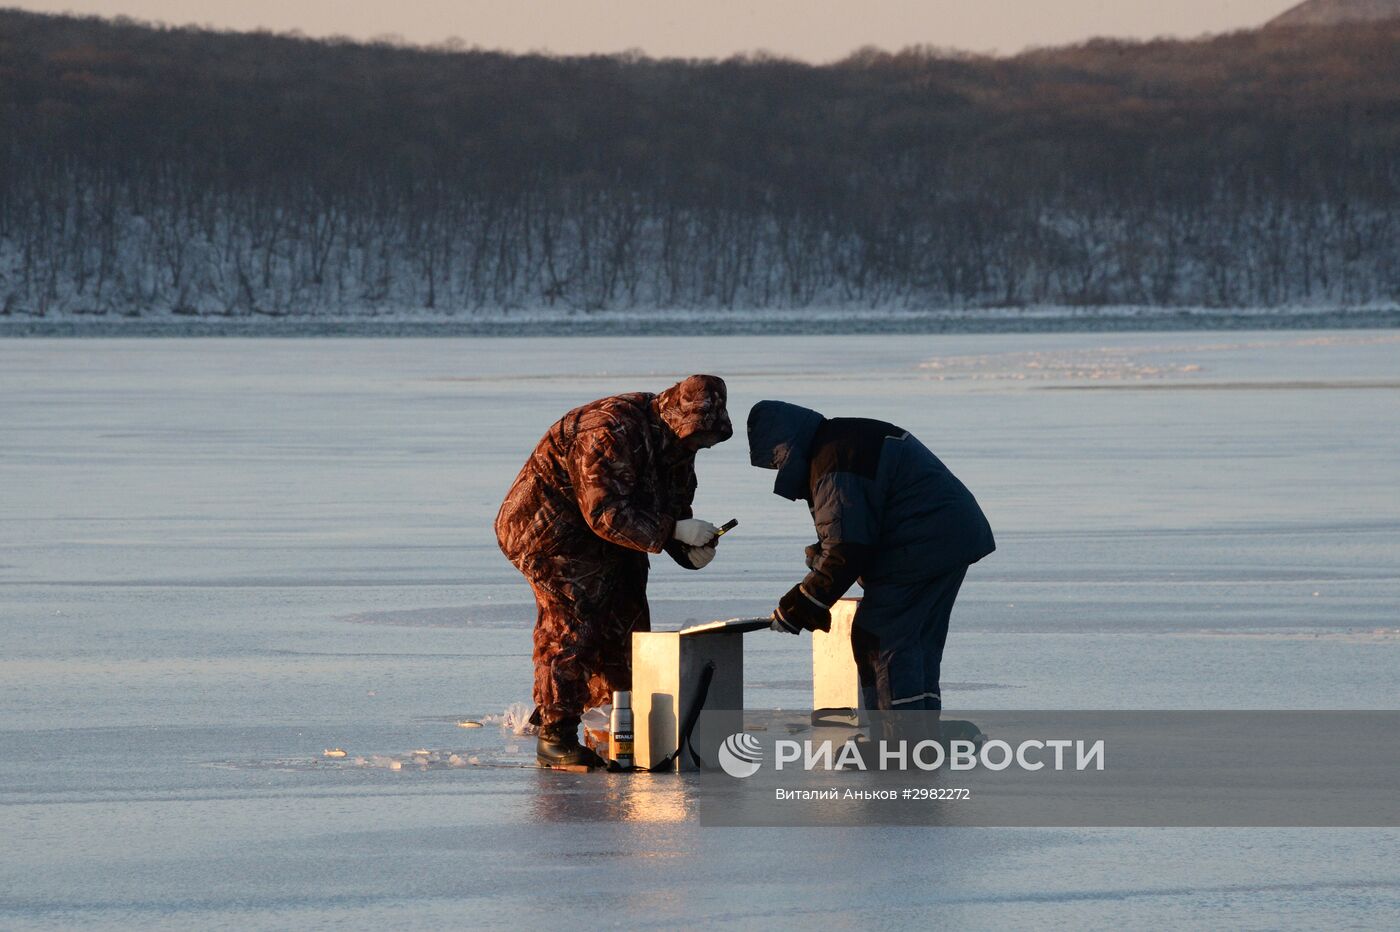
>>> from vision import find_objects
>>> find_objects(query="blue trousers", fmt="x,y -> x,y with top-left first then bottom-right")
851,566 -> 968,712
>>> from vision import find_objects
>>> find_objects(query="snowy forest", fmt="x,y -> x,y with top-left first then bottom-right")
3,8 -> 1400,319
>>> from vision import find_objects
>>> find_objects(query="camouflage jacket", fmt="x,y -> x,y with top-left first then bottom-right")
495,375 -> 731,586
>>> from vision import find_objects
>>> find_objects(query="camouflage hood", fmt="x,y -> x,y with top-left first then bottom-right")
653,375 -> 733,446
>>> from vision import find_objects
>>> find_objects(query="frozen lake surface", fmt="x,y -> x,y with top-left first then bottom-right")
2,331 -> 1399,928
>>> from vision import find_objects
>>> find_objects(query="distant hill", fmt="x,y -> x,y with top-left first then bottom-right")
4,8 -> 1400,322
1268,0 -> 1400,26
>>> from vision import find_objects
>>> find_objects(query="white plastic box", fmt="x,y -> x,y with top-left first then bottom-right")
631,621 -> 759,771
811,597 -> 862,714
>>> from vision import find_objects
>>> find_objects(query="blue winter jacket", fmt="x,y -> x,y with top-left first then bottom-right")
748,401 -> 995,606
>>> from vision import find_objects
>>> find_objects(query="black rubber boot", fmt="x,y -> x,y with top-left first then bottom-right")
536,718 -> 605,769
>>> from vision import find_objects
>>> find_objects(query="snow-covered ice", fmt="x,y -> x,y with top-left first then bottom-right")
1,331 -> 1398,928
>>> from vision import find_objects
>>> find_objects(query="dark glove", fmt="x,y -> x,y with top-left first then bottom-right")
804,541 -> 822,570
770,612 -> 801,635
773,583 -> 832,634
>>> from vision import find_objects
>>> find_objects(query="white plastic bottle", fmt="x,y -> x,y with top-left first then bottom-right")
610,690 -> 634,770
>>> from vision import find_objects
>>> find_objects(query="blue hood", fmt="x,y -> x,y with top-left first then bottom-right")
747,400 -> 824,501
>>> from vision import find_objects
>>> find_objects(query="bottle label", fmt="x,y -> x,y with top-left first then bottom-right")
611,731 -> 633,761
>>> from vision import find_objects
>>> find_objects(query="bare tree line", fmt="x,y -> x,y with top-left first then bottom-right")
2,10 -> 1399,317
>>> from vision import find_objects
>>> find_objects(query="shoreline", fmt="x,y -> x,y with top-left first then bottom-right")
3,307 -> 1399,337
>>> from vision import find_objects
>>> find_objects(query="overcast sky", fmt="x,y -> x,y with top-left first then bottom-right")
14,1 -> 1301,60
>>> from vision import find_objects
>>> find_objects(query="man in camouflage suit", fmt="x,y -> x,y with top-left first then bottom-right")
496,375 -> 732,767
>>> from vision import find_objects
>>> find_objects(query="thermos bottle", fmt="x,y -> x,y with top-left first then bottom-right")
610,690 -> 634,769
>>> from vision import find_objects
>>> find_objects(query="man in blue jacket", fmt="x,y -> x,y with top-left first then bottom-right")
748,400 -> 995,715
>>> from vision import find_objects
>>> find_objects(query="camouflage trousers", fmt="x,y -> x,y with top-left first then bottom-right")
528,557 -> 651,728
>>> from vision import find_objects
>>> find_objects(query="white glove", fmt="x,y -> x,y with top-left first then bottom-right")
685,544 -> 716,569
673,518 -> 719,547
